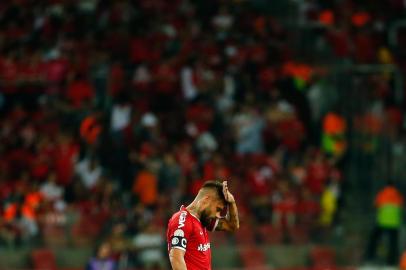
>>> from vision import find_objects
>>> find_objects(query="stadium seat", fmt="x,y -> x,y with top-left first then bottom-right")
257,224 -> 284,244
234,224 -> 256,245
287,225 -> 309,244
310,246 -> 336,268
210,231 -> 230,246
313,266 -> 338,270
250,153 -> 268,166
71,215 -> 102,246
238,246 -> 271,270
31,249 -> 57,270
277,267 -> 312,270
42,224 -> 68,247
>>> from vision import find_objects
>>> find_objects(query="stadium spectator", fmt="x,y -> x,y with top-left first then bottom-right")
86,242 -> 118,270
272,179 -> 297,228
74,156 -> 103,191
296,187 -> 320,228
39,172 -> 64,208
132,223 -> 165,269
132,161 -> 159,208
232,104 -> 266,154
318,176 -> 341,239
105,222 -> 131,265
158,152 -> 184,211
366,181 -> 404,265
401,250 -> 406,270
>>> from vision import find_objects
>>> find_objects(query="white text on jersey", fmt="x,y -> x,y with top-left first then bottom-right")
178,211 -> 187,228
197,243 -> 210,252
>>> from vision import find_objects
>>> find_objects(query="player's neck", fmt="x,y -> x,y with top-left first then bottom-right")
186,204 -> 201,220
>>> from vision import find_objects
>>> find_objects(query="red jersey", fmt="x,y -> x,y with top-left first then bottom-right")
167,206 -> 213,270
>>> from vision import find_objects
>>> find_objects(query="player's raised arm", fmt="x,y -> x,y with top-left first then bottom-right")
215,181 -> 240,232
169,248 -> 187,270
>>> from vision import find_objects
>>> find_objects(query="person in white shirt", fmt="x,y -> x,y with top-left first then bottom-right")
74,157 -> 102,190
133,223 -> 165,269
40,172 -> 64,202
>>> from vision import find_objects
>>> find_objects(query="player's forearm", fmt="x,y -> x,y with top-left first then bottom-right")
169,254 -> 187,270
227,201 -> 239,231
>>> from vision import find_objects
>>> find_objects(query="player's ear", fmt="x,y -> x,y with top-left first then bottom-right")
196,195 -> 207,207
200,195 -> 210,206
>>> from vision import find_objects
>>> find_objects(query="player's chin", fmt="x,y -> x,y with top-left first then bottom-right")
203,218 -> 217,231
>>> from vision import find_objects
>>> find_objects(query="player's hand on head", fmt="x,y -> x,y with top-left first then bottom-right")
222,181 -> 235,204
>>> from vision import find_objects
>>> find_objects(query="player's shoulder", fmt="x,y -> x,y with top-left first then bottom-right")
168,207 -> 194,229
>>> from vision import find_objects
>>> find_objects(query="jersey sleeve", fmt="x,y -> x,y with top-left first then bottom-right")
168,211 -> 193,251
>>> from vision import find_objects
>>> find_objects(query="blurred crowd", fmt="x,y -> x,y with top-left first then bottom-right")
0,0 -> 405,269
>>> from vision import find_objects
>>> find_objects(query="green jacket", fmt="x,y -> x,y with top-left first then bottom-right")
377,204 -> 402,228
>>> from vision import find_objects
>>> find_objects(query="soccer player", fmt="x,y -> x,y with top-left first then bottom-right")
167,180 -> 239,270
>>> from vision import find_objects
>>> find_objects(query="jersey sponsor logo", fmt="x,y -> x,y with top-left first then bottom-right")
197,243 -> 210,252
174,229 -> 184,237
178,211 -> 187,228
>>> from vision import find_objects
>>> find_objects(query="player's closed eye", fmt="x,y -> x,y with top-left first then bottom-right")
219,206 -> 228,218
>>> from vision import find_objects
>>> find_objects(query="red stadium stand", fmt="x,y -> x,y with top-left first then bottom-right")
257,224 -> 284,244
287,225 -> 309,244
210,231 -> 230,247
310,246 -> 336,269
31,249 -> 57,270
42,223 -> 68,247
234,224 -> 256,245
277,267 -> 311,270
70,215 -> 102,246
238,246 -> 271,270
313,266 -> 338,270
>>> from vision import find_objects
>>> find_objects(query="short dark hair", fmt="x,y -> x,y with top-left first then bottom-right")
201,180 -> 226,203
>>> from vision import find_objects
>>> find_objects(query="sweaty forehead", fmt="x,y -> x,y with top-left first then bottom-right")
214,199 -> 226,209
203,187 -> 220,197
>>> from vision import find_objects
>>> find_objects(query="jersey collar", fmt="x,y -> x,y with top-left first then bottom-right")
181,205 -> 201,222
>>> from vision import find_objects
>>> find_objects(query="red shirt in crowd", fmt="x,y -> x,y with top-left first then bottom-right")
306,158 -> 330,194
54,140 -> 79,186
202,160 -> 230,181
247,167 -> 272,197
153,62 -> 178,94
0,57 -> 19,93
186,103 -> 214,134
66,79 -> 95,108
175,143 -> 196,176
277,117 -> 305,152
45,57 -> 69,84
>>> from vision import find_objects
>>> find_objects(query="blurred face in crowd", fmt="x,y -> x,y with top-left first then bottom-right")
164,153 -> 175,164
112,223 -> 126,236
97,243 -> 111,259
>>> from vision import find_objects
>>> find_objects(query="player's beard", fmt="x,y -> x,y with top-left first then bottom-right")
199,208 -> 212,229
